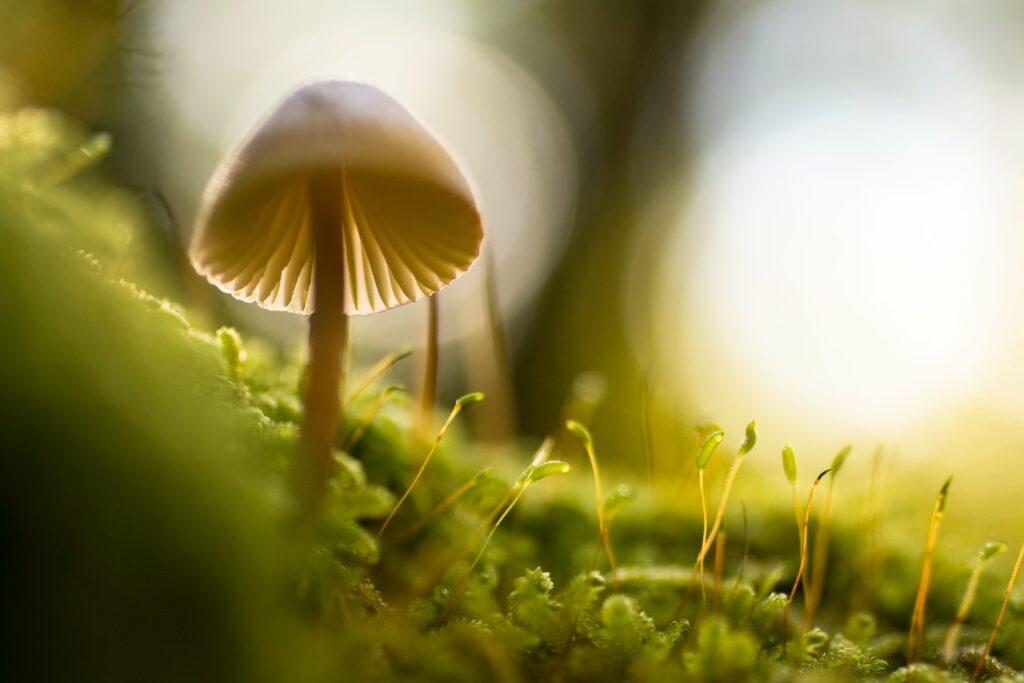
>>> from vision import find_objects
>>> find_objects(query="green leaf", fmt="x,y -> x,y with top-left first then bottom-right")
782,446 -> 797,486
696,430 -> 724,470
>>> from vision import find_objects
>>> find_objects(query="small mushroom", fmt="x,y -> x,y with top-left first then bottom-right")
189,80 -> 483,511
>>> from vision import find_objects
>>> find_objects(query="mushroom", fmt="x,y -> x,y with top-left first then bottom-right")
189,80 -> 483,511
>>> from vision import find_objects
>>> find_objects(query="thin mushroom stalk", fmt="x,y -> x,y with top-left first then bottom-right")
415,295 -> 440,440
300,169 -> 349,506
188,81 -> 483,515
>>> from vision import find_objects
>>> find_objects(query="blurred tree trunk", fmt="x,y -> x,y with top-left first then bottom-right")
510,0 -> 712,458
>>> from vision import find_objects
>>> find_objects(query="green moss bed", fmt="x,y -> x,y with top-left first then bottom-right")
2,107 -> 1024,683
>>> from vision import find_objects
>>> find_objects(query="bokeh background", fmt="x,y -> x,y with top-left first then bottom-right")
6,0 -> 1024,539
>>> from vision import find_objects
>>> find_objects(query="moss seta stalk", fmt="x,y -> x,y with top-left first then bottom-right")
783,469 -> 830,648
972,542 -> 1024,682
378,392 -> 484,538
907,475 -> 953,663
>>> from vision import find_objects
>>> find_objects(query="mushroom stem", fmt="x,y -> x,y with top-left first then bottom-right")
298,170 -> 348,512
415,295 -> 439,439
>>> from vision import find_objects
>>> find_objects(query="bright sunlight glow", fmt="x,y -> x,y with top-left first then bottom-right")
651,0 -> 1020,445
664,102 -> 1012,433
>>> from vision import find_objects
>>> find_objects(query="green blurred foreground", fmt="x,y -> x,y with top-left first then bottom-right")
3,108 -> 1024,683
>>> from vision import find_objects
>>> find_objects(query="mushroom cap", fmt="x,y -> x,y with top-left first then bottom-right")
189,80 -> 483,315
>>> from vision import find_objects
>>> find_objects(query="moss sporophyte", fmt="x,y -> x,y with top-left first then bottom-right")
17,97 -> 1024,682
567,420 -> 620,584
695,429 -> 724,608
908,476 -> 953,663
783,468 -> 830,649
378,392 -> 485,538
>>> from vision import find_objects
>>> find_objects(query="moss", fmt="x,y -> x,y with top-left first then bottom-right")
4,105 -> 1024,682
